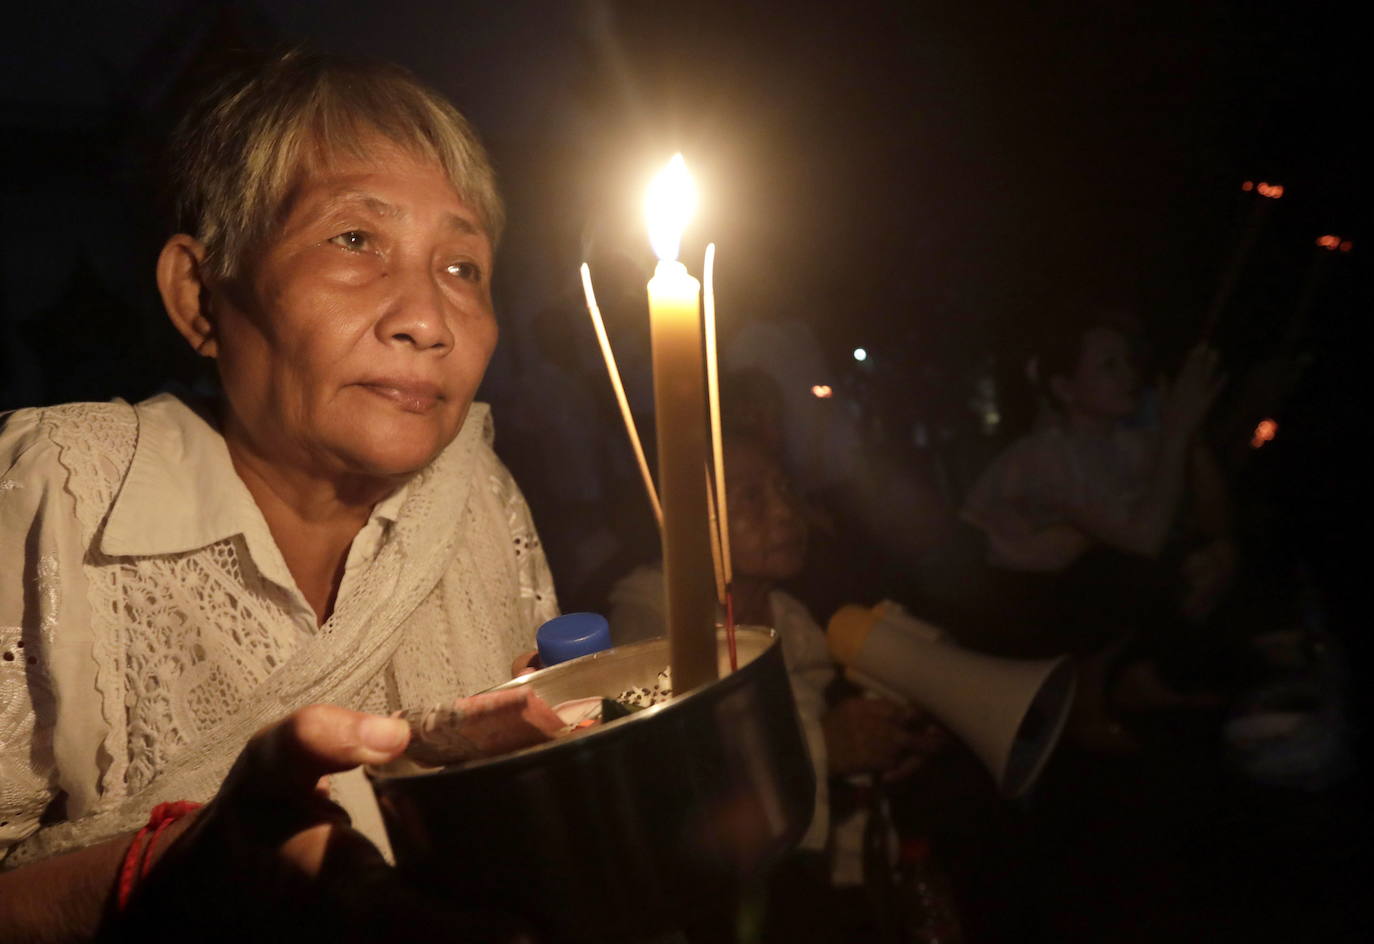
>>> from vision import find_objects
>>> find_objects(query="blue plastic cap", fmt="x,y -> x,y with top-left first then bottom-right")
536,612 -> 612,667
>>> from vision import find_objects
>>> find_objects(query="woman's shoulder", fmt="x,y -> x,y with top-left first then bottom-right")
768,588 -> 821,634
2,401 -> 146,546
608,564 -> 664,608
2,400 -> 139,475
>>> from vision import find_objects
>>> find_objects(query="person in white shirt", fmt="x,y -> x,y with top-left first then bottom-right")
0,51 -> 554,941
962,317 -> 1231,745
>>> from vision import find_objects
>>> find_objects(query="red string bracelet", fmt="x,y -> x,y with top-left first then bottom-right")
116,800 -> 203,911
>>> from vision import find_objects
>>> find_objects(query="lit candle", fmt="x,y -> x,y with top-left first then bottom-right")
645,155 -> 718,692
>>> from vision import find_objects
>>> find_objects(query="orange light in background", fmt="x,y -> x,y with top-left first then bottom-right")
1256,182 -> 1284,199
811,384 -> 833,399
1317,235 -> 1340,249
1340,241 -> 1353,253
1251,418 -> 1278,449
1241,181 -> 1254,191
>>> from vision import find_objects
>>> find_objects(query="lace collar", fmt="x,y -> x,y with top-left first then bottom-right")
100,393 -> 411,561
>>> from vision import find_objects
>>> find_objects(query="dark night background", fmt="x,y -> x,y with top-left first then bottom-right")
2,1 -> 1366,940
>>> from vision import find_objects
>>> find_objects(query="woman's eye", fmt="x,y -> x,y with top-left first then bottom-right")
328,231 -> 370,251
447,261 -> 483,283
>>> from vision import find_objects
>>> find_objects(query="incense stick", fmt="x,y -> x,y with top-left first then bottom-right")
703,243 -> 737,670
580,263 -> 663,529
705,463 -> 727,604
703,243 -> 732,585
704,464 -> 737,670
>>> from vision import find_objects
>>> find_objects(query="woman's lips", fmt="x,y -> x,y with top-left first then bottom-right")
358,380 -> 443,413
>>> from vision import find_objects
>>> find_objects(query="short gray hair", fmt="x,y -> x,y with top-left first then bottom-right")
166,49 -> 503,280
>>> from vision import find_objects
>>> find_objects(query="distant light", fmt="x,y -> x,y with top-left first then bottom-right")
853,347 -> 868,362
1257,182 -> 1284,199
1317,235 -> 1340,250
1340,240 -> 1353,253
1251,418 -> 1278,449
1241,181 -> 1254,191
811,384 -> 833,399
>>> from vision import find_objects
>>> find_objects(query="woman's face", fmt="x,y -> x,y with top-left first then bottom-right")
1059,326 -> 1139,420
211,139 -> 496,483
726,440 -> 808,582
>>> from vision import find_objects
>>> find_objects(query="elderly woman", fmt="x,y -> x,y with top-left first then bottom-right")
0,52 -> 554,940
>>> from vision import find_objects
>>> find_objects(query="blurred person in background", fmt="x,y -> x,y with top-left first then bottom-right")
962,311 -> 1234,744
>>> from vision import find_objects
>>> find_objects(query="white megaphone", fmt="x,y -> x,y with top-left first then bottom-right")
828,602 -> 1076,798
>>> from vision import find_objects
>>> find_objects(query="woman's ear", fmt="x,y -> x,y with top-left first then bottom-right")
157,234 -> 217,357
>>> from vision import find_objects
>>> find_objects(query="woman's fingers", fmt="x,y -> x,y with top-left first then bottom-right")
511,649 -> 539,677
244,705 -> 411,798
193,706 -> 408,880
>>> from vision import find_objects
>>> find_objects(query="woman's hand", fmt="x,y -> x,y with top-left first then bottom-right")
117,705 -> 530,943
822,696 -> 947,782
184,704 -> 409,877
1159,345 -> 1225,446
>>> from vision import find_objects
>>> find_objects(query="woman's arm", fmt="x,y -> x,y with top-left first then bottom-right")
1189,443 -> 1232,540
0,829 -> 138,943
1180,444 -> 1237,621
986,522 -> 1094,572
2,410 -> 94,875
1059,432 -> 1192,558
0,707 -> 434,944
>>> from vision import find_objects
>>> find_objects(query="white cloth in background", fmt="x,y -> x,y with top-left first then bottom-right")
0,393 -> 557,867
962,419 -> 1155,571
607,565 -> 835,852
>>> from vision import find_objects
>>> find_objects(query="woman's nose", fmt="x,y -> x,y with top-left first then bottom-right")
375,265 -> 455,352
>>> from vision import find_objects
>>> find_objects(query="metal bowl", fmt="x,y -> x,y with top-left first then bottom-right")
369,628 -> 814,942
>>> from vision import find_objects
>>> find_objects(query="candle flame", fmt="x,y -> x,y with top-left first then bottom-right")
645,154 -> 697,262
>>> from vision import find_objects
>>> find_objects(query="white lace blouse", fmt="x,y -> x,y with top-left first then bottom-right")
0,393 -> 557,867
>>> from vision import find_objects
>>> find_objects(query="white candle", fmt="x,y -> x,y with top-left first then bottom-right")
645,155 -> 718,692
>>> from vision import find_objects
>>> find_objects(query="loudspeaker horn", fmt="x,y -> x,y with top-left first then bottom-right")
829,602 -> 1076,798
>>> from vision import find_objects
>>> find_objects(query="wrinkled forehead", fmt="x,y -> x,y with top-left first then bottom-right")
283,130 -> 452,206
277,115 -> 486,217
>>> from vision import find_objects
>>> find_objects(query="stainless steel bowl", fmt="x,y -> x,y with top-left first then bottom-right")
369,628 -> 814,942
